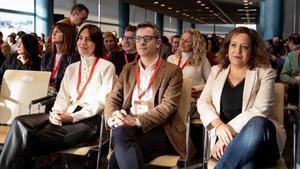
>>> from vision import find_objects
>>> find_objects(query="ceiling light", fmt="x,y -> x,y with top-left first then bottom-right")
196,0 -> 202,3
186,14 -> 190,17
244,3 -> 248,6
244,6 -> 248,8
160,4 -> 165,7
176,10 -> 180,13
201,3 -> 205,6
191,16 -> 194,19
153,1 -> 159,4
249,2 -> 253,5
243,0 -> 248,2
168,7 -> 172,9
205,6 -> 210,9
182,13 -> 186,15
245,13 -> 250,16
209,10 -> 213,12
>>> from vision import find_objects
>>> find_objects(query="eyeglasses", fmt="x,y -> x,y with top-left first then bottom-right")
122,36 -> 134,41
135,36 -> 158,43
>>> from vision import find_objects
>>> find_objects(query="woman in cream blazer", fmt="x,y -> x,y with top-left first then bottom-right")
197,27 -> 286,169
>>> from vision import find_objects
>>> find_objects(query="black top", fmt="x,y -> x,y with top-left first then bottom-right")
0,53 -> 41,83
109,50 -> 140,75
41,52 -> 80,92
220,78 -> 245,123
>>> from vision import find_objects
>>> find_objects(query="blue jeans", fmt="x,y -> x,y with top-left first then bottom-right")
215,116 -> 280,169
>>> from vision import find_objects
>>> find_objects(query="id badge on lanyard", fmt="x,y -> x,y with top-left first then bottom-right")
133,100 -> 154,115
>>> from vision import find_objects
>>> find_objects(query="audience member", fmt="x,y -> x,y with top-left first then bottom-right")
197,27 -> 286,169
41,22 -> 80,92
103,31 -> 120,60
110,25 -> 139,75
105,22 -> 195,169
280,33 -> 300,105
58,3 -> 89,28
168,28 -> 211,102
0,34 -> 41,82
0,24 -> 116,169
170,35 -> 180,55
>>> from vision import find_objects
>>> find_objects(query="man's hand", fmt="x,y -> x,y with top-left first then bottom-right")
107,110 -> 126,128
211,140 -> 227,160
107,109 -> 139,128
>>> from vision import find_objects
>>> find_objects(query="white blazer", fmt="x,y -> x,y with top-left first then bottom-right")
197,65 -> 286,156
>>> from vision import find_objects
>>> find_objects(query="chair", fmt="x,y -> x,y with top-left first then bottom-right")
0,70 -> 51,124
144,78 -> 193,168
59,113 -> 106,169
203,83 -> 288,169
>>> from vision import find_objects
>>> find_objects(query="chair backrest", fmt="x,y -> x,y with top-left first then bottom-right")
272,83 -> 285,125
0,70 -> 51,124
177,78 -> 192,122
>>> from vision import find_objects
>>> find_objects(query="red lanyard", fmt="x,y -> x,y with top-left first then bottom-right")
104,52 -> 111,60
135,57 -> 163,100
177,55 -> 189,70
124,52 -> 139,64
298,52 -> 300,61
51,54 -> 63,79
76,57 -> 99,100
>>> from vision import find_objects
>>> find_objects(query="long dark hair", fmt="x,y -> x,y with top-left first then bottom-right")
51,22 -> 76,55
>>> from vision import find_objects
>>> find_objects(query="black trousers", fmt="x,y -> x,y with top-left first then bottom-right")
108,126 -> 175,169
0,113 -> 100,169
287,84 -> 299,105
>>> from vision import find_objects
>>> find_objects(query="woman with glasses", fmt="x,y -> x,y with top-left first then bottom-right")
41,22 -> 80,93
0,34 -> 41,82
0,24 -> 116,169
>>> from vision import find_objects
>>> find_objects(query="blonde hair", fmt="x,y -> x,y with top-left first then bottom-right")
176,28 -> 207,66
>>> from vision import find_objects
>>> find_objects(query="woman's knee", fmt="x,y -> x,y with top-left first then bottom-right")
240,116 -> 276,143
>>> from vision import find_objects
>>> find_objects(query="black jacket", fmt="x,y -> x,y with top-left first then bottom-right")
0,53 -> 41,83
41,52 -> 80,91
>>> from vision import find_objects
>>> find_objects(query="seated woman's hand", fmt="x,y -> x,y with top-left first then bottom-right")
216,123 -> 236,145
191,87 -> 201,99
211,140 -> 227,160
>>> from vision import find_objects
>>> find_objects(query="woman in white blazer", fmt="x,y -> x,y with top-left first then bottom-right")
197,27 -> 286,169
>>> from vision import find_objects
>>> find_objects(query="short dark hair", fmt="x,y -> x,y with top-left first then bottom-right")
172,35 -> 181,39
77,24 -> 103,57
136,22 -> 161,37
288,34 -> 300,45
17,31 -> 26,37
71,4 -> 89,14
125,25 -> 137,33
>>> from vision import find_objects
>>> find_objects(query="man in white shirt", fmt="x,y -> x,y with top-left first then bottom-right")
104,22 -> 195,169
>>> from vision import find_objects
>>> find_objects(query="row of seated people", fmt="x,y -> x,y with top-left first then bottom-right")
0,21 -> 289,169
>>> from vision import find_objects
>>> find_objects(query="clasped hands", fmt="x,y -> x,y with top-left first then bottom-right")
107,109 -> 138,128
49,110 -> 73,126
211,120 -> 236,160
